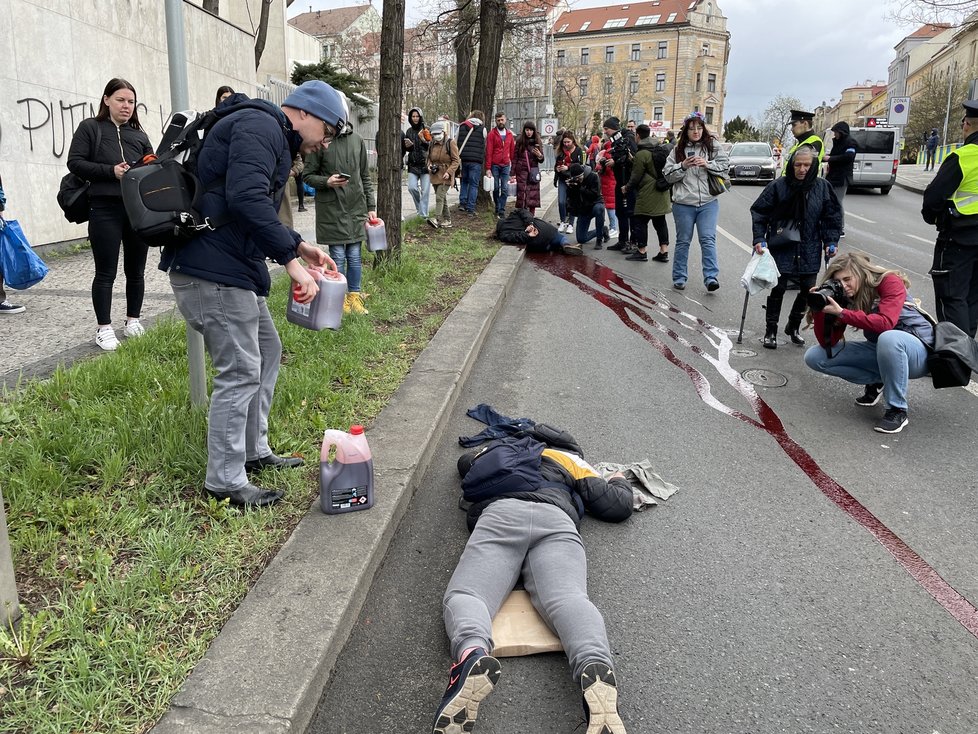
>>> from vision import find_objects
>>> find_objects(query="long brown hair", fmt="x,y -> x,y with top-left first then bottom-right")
675,112 -> 715,163
95,78 -> 144,131
515,120 -> 541,156
822,251 -> 910,315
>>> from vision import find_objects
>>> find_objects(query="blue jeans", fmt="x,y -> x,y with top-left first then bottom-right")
557,179 -> 576,226
804,330 -> 930,411
606,208 -> 618,231
407,172 -> 430,217
329,243 -> 363,292
575,203 -> 606,244
672,199 -> 719,286
491,163 -> 511,214
459,162 -> 481,212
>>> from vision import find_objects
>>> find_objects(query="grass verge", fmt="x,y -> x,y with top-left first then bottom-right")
0,218 -> 498,734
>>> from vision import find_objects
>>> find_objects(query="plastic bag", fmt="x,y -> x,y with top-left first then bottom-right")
740,250 -> 780,295
482,173 -> 493,192
0,217 -> 48,289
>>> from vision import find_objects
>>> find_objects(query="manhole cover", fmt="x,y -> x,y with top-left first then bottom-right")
731,348 -> 757,358
741,369 -> 788,387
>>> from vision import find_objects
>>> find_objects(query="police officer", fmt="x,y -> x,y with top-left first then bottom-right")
782,110 -> 824,174
921,100 -> 978,337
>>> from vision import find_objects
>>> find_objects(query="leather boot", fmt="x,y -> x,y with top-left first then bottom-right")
763,324 -> 778,349
784,318 -> 805,345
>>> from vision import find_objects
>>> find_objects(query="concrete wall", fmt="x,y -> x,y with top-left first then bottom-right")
0,0 -> 260,247
286,24 -> 325,76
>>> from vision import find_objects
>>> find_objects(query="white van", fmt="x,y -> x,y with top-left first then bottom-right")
824,126 -> 899,195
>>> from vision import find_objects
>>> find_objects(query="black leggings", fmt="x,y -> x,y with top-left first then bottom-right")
88,197 -> 149,325
294,172 -> 304,207
630,215 -> 670,250
765,273 -> 817,328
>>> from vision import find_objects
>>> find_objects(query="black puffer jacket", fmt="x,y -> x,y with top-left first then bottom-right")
566,168 -> 603,215
495,208 -> 559,251
825,121 -> 858,185
66,117 -> 153,198
401,107 -> 430,176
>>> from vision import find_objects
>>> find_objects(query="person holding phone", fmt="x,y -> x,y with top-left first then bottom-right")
304,122 -> 376,315
67,78 -> 154,350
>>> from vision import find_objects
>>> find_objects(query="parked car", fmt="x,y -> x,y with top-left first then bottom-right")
727,142 -> 777,183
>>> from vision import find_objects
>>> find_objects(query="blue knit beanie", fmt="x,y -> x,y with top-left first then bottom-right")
282,80 -> 347,130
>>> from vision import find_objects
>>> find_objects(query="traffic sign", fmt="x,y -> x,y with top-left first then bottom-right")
867,117 -> 877,127
539,118 -> 559,137
888,96 -> 910,126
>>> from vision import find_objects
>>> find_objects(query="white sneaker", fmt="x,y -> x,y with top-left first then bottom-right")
560,222 -> 571,233
608,228 -> 619,238
123,319 -> 145,338
95,327 -> 119,351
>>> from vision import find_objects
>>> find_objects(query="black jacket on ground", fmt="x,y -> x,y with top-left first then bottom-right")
159,95 -> 301,295
67,117 -> 153,198
922,130 -> 978,246
495,209 -> 559,251
825,122 -> 857,185
567,168 -> 603,215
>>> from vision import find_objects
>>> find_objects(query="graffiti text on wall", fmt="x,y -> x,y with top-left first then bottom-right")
16,99 -> 163,158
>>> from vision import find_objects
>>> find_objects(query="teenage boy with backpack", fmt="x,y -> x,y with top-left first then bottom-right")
160,80 -> 346,508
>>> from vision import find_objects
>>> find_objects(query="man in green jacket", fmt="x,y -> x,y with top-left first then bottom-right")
304,126 -> 377,314
621,124 -> 672,262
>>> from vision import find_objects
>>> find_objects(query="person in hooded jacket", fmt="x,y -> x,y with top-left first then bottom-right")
824,121 -> 857,237
402,107 -> 431,218
305,122 -> 377,316
67,78 -> 154,351
457,110 -> 487,215
426,121 -> 461,229
510,120 -> 545,216
750,145 -> 842,348
662,112 -> 729,291
494,208 -> 580,255
160,81 -> 343,508
621,124 -> 672,262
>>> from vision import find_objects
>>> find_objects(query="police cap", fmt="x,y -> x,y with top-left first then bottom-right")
963,100 -> 978,118
790,109 -> 815,123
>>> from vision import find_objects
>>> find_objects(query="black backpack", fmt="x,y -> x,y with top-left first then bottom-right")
57,123 -> 103,224
120,101 -> 282,248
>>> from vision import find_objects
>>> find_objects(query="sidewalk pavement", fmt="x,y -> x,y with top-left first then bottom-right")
895,163 -> 937,195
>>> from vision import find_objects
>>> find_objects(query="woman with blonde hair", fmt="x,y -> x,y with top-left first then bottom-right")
803,251 -> 934,434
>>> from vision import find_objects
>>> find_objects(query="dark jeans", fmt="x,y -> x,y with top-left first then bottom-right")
925,149 -> 937,170
614,181 -> 635,242
574,203 -> 606,244
765,273 -> 818,329
88,197 -> 148,325
491,163 -> 511,214
931,240 -> 978,337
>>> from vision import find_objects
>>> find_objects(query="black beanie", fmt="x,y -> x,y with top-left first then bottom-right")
568,163 -> 586,177
603,116 -> 621,131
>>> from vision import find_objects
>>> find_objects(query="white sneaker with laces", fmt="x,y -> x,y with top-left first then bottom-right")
608,228 -> 619,238
124,319 -> 145,338
95,327 -> 119,351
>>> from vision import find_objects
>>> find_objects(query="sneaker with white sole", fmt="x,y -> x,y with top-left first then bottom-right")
431,648 -> 501,734
581,662 -> 627,734
855,383 -> 883,407
0,300 -> 26,314
874,408 -> 908,434
607,228 -> 619,239
95,327 -> 119,351
123,319 -> 145,338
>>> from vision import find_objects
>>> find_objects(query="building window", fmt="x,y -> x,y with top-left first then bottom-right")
603,18 -> 627,28
580,21 -> 590,31
636,14 -> 660,24
656,72 -> 666,92
604,76 -> 614,95
705,106 -> 714,124
666,12 -> 677,22
695,72 -> 701,92
581,47 -> 589,65
701,42 -> 711,56
657,40 -> 668,59
557,23 -> 568,33
707,73 -> 716,93
630,75 -> 639,95
653,106 -> 664,121
579,77 -> 588,96
605,46 -> 614,63
557,49 -> 566,66
631,43 -> 641,61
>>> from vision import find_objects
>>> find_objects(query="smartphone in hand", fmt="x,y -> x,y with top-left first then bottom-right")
336,172 -> 351,180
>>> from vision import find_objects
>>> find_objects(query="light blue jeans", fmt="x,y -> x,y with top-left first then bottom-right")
672,199 -> 719,286
169,272 -> 281,492
459,162 -> 481,212
804,330 -> 930,411
557,179 -> 576,226
491,163 -> 511,214
407,172 -> 430,218
607,208 -> 619,231
329,243 -> 363,292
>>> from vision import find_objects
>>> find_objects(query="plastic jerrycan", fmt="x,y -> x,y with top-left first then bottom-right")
365,218 -> 388,252
320,425 -> 374,514
286,267 -> 346,331
506,179 -> 517,197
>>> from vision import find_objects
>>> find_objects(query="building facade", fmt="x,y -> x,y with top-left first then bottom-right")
288,3 -> 382,92
551,0 -> 729,138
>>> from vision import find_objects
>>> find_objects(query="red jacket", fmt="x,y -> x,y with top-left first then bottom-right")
486,126 -> 515,168
596,143 -> 617,209
813,273 -> 906,347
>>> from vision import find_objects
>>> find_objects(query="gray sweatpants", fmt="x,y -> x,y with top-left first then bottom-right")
169,272 -> 280,491
443,498 -> 612,682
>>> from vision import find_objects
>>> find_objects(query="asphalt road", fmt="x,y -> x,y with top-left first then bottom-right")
309,185 -> 978,734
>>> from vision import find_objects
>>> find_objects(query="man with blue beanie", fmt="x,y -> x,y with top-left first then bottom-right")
161,80 -> 348,508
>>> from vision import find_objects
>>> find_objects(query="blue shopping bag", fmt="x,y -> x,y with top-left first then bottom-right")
303,182 -> 315,197
0,217 -> 48,289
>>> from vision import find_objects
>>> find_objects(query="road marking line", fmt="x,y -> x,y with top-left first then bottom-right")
908,234 -> 932,244
717,225 -> 754,254
846,212 -> 876,224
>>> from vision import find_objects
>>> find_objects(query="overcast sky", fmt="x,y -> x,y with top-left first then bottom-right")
290,0 -> 923,122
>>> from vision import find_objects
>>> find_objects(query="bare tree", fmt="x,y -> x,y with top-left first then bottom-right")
255,0 -> 273,69
470,0 -> 506,119
760,94 -> 803,147
377,0 -> 407,259
453,0 -> 478,119
890,0 -> 978,28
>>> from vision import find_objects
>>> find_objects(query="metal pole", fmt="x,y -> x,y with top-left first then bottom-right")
0,488 -> 20,629
165,0 -> 208,407
944,59 -> 957,145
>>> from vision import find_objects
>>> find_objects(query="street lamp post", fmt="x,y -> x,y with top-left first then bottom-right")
943,58 -> 958,145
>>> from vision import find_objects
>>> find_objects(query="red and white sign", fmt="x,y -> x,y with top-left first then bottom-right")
648,120 -> 672,132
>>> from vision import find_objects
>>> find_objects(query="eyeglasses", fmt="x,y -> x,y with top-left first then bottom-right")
322,121 -> 337,145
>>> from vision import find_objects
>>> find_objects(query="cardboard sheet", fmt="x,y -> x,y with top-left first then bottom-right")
490,590 -> 564,657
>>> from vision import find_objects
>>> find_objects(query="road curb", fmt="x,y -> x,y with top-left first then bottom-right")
895,179 -> 926,195
150,244 -> 525,734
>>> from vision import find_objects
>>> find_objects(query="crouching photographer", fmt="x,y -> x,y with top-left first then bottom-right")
803,252 -> 933,434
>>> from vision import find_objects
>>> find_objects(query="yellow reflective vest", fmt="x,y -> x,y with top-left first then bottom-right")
949,144 -> 978,216
783,132 -> 825,173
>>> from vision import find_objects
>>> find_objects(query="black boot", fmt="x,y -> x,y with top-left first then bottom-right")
784,319 -> 805,345
763,324 -> 778,349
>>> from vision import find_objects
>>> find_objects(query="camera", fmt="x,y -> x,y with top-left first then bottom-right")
428,164 -> 440,175
806,278 -> 848,311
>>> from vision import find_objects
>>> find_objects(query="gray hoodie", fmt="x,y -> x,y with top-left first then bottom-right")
662,137 -> 729,207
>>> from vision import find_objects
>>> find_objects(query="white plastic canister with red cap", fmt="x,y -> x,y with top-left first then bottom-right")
319,425 -> 374,514
286,266 -> 346,330
365,218 -> 387,252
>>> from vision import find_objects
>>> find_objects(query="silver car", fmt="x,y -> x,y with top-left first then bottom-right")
727,142 -> 777,183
